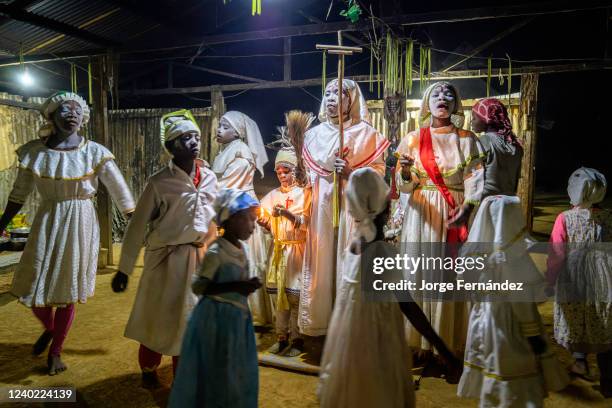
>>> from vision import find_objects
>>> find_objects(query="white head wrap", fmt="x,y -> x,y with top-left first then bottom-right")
275,147 -> 297,169
160,109 -> 200,151
567,167 -> 607,208
223,111 -> 268,177
345,168 -> 390,243
419,81 -> 465,129
318,79 -> 370,125
214,188 -> 259,225
38,91 -> 90,138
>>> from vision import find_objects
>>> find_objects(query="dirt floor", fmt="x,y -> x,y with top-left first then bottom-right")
0,194 -> 610,407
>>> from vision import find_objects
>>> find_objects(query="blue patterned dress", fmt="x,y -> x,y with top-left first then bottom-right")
169,238 -> 258,408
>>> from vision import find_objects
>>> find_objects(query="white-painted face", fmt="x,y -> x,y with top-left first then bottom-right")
428,84 -> 457,119
216,117 -> 239,144
325,82 -> 351,118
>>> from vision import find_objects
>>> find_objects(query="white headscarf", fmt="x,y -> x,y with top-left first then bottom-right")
38,91 -> 90,138
223,111 -> 268,177
318,79 -> 370,125
419,81 -> 465,129
275,147 -> 297,169
345,168 -> 390,243
567,167 -> 607,208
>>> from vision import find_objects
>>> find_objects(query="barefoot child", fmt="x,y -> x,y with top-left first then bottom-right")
547,167 -> 612,398
318,168 -> 462,408
169,188 -> 262,408
112,110 -> 217,387
0,91 -> 135,375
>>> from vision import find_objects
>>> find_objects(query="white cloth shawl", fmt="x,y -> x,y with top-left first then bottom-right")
345,168 -> 390,242
222,111 -> 268,177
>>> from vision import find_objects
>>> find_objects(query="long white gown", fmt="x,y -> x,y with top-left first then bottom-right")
9,138 -> 134,307
301,119 -> 388,336
212,138 -> 271,325
119,160 -> 217,356
396,125 -> 484,354
318,241 -> 415,408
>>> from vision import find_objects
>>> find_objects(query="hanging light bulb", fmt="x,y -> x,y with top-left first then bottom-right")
19,67 -> 34,87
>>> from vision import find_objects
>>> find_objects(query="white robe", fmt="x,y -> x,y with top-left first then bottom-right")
9,139 -> 134,307
260,185 -> 310,297
300,120 -> 388,336
119,160 -> 217,356
396,125 -> 484,353
318,241 -> 415,408
212,139 -> 271,325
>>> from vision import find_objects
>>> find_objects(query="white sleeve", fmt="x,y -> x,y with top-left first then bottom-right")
8,167 -> 35,204
97,159 -> 136,214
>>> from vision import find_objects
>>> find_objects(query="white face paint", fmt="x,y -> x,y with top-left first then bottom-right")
428,84 -> 457,120
325,82 -> 351,118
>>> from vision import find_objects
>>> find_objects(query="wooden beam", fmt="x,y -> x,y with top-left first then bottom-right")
283,38 -> 292,81
126,1 -> 610,50
91,54 -> 114,266
208,88 -> 225,162
120,62 -> 611,96
173,62 -> 266,83
517,73 -> 539,232
0,4 -> 120,48
441,17 -> 535,72
0,97 -> 39,110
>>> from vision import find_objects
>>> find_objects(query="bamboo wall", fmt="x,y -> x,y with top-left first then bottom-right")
0,101 -> 216,240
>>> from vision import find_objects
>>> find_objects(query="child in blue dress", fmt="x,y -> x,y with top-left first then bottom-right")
169,188 -> 262,407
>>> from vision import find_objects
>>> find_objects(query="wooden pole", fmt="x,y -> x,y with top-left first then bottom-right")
516,73 -> 539,232
208,87 -> 225,162
91,53 -> 114,266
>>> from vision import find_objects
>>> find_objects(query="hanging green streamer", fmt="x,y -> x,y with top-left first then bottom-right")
507,54 -> 512,102
486,56 -> 492,97
87,60 -> 93,104
398,41 -> 403,95
427,47 -> 432,84
369,47 -> 373,93
70,64 -> 77,93
322,51 -> 326,96
377,55 -> 381,98
419,46 -> 425,88
406,40 -> 413,96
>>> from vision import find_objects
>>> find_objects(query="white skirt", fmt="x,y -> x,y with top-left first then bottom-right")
11,198 -> 99,307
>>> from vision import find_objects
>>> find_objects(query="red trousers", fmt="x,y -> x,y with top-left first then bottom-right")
138,344 -> 179,374
32,304 -> 75,357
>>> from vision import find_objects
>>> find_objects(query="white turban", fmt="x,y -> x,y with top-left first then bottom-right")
419,81 -> 465,129
318,79 -> 370,125
345,168 -> 390,243
223,111 -> 268,177
568,167 -> 607,208
275,147 -> 297,169
160,109 -> 200,148
38,91 -> 90,138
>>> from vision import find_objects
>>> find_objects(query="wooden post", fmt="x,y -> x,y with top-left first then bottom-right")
91,53 -> 114,266
208,87 -> 225,162
516,73 -> 539,232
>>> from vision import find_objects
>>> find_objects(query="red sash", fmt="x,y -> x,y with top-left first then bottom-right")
418,127 -> 468,244
193,163 -> 201,187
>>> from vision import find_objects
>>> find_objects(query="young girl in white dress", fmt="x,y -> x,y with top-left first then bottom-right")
213,111 -> 270,325
318,168 -> 462,408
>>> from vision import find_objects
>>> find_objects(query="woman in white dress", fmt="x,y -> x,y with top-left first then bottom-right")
212,111 -> 270,325
396,81 -> 484,356
319,168 -> 462,408
300,79 -> 389,336
0,91 -> 134,375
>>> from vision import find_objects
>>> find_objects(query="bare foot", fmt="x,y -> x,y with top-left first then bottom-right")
141,371 -> 160,389
47,355 -> 67,376
33,330 -> 53,356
